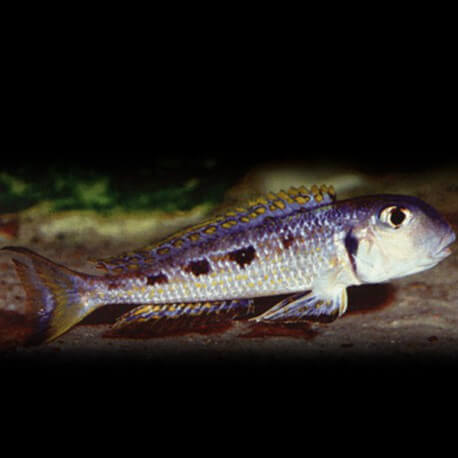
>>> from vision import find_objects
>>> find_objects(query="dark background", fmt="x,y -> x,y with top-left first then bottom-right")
3,67 -> 455,174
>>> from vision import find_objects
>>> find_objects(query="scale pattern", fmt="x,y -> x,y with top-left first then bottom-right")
85,185 -> 346,308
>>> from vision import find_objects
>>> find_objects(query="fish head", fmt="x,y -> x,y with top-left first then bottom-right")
349,195 -> 456,284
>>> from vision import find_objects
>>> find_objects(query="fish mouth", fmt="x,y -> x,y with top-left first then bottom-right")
434,246 -> 452,259
432,232 -> 456,260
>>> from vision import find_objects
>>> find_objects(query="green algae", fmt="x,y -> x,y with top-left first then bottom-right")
0,160 -> 245,214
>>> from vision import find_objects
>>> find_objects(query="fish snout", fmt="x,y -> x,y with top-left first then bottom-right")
432,229 -> 456,260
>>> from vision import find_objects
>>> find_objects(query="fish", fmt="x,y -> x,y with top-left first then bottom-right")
1,184 -> 455,345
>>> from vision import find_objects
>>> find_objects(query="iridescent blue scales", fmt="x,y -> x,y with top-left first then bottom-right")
1,184 -> 455,344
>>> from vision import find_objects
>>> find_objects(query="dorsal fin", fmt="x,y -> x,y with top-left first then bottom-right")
245,184 -> 336,210
92,184 -> 336,273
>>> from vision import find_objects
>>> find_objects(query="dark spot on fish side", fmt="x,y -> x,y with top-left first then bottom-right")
344,229 -> 358,268
146,272 -> 168,286
185,258 -> 211,276
227,245 -> 256,269
281,236 -> 295,249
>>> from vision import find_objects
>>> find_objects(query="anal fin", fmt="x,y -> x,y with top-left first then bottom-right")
112,299 -> 255,330
251,288 -> 348,323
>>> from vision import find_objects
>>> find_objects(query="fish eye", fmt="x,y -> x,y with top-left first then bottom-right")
379,206 -> 411,228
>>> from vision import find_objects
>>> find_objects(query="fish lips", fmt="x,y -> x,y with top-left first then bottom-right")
432,231 -> 456,260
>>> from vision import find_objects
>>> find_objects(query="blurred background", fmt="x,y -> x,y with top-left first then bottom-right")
2,151 -> 457,214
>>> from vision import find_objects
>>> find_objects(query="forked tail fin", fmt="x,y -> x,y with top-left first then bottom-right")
1,246 -> 96,345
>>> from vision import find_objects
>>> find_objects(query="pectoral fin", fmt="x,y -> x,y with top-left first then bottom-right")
251,288 -> 348,322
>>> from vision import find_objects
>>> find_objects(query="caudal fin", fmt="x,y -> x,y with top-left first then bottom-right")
2,246 -> 95,345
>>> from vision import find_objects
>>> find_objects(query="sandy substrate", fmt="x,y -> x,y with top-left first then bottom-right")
1,161 -> 458,370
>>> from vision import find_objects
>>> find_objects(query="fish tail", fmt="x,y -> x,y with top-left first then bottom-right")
2,246 -> 96,345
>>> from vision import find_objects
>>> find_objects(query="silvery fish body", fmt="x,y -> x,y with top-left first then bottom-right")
93,187 -> 346,304
2,185 -> 455,344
